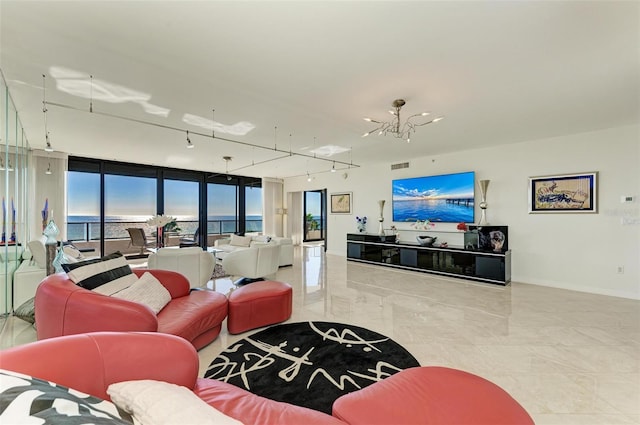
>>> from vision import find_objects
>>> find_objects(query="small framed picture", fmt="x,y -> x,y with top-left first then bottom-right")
330,192 -> 352,214
529,172 -> 597,213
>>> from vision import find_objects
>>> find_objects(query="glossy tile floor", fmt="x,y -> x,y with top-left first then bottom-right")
2,245 -> 639,424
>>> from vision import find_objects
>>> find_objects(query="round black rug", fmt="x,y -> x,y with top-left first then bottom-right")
204,321 -> 419,414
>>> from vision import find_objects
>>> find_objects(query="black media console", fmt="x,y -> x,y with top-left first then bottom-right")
346,233 -> 511,285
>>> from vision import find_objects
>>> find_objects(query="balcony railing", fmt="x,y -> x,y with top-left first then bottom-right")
66,219 -> 263,242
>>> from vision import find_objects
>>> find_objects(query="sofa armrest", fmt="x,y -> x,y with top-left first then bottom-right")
35,273 -> 159,340
0,332 -> 199,401
132,268 -> 190,298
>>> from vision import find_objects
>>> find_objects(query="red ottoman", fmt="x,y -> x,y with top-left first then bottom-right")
333,366 -> 534,425
227,280 -> 293,334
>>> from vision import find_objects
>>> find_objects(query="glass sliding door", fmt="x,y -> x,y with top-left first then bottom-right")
245,184 -> 263,233
164,179 -> 199,246
304,190 -> 324,242
67,171 -> 102,256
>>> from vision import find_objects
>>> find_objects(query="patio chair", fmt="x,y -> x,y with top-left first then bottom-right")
126,228 -> 156,255
179,227 -> 200,248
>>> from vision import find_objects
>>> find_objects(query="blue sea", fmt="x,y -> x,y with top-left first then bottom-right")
392,199 -> 474,223
66,215 -> 262,241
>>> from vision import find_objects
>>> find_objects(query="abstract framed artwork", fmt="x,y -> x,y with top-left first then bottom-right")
330,192 -> 352,214
529,172 -> 598,213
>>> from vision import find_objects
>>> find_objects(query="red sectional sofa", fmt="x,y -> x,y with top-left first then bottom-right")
0,332 -> 534,425
34,269 -> 228,350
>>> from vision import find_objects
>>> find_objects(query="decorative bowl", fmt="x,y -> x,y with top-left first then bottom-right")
416,235 -> 437,246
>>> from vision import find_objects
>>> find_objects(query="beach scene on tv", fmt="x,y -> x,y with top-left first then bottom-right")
392,171 -> 475,223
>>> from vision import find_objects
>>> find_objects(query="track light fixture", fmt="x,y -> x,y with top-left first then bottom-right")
45,162 -> 53,175
307,172 -> 312,182
0,157 -> 5,171
362,99 -> 443,143
186,131 -> 194,149
331,161 -> 336,173
223,156 -> 232,180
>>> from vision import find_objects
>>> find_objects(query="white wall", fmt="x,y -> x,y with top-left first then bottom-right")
284,124 -> 640,299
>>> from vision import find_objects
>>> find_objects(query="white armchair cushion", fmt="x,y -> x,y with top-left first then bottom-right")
147,247 -> 215,289
221,244 -> 280,280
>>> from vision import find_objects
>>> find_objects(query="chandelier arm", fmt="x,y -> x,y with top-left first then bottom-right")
412,119 -> 438,128
362,124 -> 385,137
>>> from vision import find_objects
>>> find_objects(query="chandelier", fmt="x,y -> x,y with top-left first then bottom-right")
362,99 -> 443,143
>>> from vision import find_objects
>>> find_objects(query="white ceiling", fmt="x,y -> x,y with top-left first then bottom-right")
1,1 -> 638,179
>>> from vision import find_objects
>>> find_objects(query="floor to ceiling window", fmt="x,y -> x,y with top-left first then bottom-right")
67,157 -> 261,255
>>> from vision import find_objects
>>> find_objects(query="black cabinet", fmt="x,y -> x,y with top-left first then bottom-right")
346,233 -> 511,285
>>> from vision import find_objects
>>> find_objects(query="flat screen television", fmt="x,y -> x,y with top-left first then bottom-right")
392,171 -> 475,223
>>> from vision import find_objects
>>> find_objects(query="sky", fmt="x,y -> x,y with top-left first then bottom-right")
392,171 -> 475,201
67,171 -> 263,217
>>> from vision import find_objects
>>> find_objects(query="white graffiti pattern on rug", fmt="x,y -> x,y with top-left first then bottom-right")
207,322 -> 405,391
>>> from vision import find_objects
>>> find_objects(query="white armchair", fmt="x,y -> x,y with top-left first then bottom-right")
147,247 -> 215,289
221,244 -> 280,286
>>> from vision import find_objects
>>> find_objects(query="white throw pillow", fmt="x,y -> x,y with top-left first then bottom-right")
229,234 -> 252,247
108,380 -> 244,425
111,272 -> 171,314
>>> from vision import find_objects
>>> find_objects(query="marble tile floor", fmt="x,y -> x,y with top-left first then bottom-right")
1,245 -> 638,424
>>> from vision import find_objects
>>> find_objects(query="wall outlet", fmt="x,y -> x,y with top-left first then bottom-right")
617,266 -> 625,274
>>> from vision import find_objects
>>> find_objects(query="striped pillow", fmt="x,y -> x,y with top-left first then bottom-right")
62,252 -> 138,295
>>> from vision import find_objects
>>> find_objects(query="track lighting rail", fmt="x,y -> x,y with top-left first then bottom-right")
44,100 -> 360,170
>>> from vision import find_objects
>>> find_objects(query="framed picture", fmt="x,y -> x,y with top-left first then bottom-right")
529,172 -> 598,213
330,192 -> 352,214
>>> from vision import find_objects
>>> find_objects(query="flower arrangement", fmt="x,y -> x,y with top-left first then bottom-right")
147,214 -> 179,248
146,214 -> 175,228
410,219 -> 435,230
457,222 -> 468,231
356,216 -> 367,232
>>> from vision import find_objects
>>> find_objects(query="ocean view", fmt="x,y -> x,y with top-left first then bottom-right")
66,215 -> 263,241
392,199 -> 474,223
